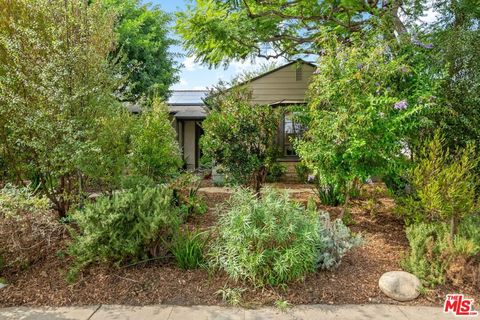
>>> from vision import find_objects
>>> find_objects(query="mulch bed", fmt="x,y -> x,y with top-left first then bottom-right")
0,183 -> 477,307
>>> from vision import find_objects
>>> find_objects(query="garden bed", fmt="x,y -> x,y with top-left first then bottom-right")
0,183 -> 477,307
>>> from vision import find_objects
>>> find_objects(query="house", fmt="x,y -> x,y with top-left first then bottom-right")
168,59 -> 316,179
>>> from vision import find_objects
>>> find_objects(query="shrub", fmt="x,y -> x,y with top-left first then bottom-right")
0,0 -> 125,217
209,188 -> 321,287
68,185 -> 181,278
314,181 -> 343,206
316,211 -> 362,270
266,162 -> 287,182
0,185 -> 65,273
0,184 -> 50,214
397,133 -> 478,235
170,173 -> 207,217
294,163 -> 311,183
402,222 -> 479,287
130,99 -> 183,182
295,33 -> 434,216
171,229 -> 207,270
201,86 -> 280,193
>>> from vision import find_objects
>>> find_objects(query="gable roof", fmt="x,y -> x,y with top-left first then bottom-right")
231,59 -> 317,89
166,59 -> 316,119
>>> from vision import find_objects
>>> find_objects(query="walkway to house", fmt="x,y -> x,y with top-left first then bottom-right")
0,304 -> 463,320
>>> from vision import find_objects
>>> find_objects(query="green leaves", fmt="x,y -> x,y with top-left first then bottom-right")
0,0 -> 124,216
103,0 -> 179,100
68,185 -> 181,278
398,132 -> 479,226
200,87 -> 279,191
209,188 -> 321,286
130,99 -> 182,181
209,187 -> 359,286
175,0 -> 386,67
296,34 -> 435,197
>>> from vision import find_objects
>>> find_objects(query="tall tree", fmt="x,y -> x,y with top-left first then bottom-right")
0,0 -> 127,217
295,33 -> 436,213
429,0 -> 480,150
176,0 -> 411,66
104,0 -> 179,101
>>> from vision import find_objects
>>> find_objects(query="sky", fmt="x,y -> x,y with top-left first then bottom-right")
150,0 -> 288,90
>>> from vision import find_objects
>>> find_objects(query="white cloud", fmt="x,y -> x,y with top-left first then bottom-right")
183,56 -> 203,71
230,59 -> 256,73
179,78 -> 188,86
192,85 -> 206,90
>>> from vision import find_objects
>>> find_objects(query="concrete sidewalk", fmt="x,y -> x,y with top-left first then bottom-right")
0,304 -> 472,320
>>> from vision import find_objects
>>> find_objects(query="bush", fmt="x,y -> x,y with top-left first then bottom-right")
200,86 -> 280,193
402,222 -> 479,287
266,162 -> 287,182
316,211 -> 362,270
314,181 -> 343,206
209,188 -> 321,287
170,173 -> 207,217
294,163 -> 311,183
0,0 -> 125,217
171,229 -> 207,270
68,185 -> 181,278
0,185 -> 64,273
130,99 -> 183,182
403,223 -> 451,286
397,133 -> 478,234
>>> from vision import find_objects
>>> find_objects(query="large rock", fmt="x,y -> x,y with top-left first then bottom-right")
379,271 -> 421,302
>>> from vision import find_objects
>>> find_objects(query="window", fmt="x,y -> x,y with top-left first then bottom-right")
283,112 -> 305,156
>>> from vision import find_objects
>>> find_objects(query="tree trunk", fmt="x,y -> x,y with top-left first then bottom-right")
450,216 -> 459,239
340,191 -> 350,219
252,166 -> 267,198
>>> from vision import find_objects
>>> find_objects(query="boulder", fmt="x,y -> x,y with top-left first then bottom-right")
379,271 -> 421,302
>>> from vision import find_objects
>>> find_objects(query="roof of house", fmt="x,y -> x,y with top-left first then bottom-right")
231,59 -> 316,88
167,90 -> 208,106
167,90 -> 208,119
166,59 -> 316,119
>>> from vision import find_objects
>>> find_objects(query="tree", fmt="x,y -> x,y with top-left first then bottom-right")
428,0 -> 480,157
103,0 -> 179,101
201,87 -> 280,194
176,0 -> 412,67
295,33 -> 435,214
0,0 -> 125,217
399,133 -> 479,237
130,99 -> 183,181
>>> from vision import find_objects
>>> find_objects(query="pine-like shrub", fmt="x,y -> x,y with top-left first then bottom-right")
397,133 -> 478,233
130,99 -> 183,182
68,185 -> 181,278
209,188 -> 321,287
403,222 -> 479,287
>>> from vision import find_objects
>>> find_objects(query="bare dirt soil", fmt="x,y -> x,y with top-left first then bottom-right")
0,182 -> 477,307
